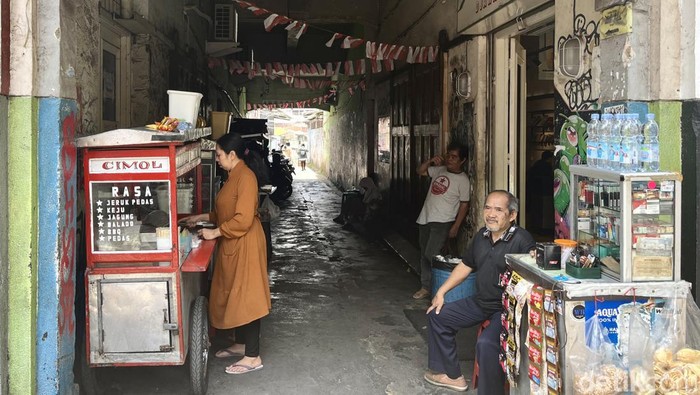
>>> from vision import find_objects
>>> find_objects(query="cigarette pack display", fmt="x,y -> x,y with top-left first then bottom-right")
570,165 -> 681,282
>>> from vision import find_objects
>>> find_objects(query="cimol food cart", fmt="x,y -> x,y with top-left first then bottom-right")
76,125 -> 216,395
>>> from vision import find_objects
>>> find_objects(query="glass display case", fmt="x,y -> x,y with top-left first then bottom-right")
569,165 -> 682,282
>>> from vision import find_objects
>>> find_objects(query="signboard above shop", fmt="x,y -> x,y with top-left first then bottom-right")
457,0 -> 552,35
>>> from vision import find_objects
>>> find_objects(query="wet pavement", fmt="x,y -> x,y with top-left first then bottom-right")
92,169 -> 477,394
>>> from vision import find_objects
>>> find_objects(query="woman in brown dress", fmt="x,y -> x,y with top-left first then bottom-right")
184,133 -> 271,374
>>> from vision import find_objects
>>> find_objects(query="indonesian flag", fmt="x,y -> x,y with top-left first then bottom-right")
344,60 -> 354,76
265,63 -> 273,76
315,63 -> 324,75
354,59 -> 366,74
325,33 -> 343,47
419,47 -> 428,63
273,62 -> 283,73
285,20 -> 300,31
366,42 -> 376,59
383,59 -> 394,71
309,63 -> 318,75
341,36 -> 364,49
326,63 -> 334,75
246,6 -> 269,16
234,1 -> 255,8
370,59 -> 382,73
407,47 -> 416,63
263,14 -> 290,32
392,45 -> 407,60
428,46 -> 438,62
295,23 -> 308,39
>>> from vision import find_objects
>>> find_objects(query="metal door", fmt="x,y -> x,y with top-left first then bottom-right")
509,39 -> 528,226
100,280 -> 172,353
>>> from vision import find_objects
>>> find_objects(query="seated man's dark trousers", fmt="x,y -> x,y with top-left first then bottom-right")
427,296 -> 505,395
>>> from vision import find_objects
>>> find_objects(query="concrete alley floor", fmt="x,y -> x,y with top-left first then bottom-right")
93,168 -> 477,394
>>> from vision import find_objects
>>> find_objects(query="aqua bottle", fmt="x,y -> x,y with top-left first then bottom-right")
586,114 -> 600,167
641,113 -> 660,171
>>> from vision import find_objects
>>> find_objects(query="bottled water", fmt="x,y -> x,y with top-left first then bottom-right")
632,114 -> 643,170
586,114 -> 600,167
608,113 -> 623,171
641,113 -> 660,171
620,114 -> 640,172
598,114 -> 613,169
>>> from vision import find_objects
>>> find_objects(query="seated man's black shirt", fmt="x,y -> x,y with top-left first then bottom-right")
461,224 -> 535,315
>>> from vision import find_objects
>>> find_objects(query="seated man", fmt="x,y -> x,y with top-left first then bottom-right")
333,174 -> 381,225
424,190 -> 535,394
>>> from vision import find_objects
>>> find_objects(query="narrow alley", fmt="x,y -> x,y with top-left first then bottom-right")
93,171 -> 479,395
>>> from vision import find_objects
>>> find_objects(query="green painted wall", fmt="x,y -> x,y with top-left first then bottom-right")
7,97 -> 38,395
649,101 -> 682,172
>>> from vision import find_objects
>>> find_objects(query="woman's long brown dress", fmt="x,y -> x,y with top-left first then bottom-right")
208,162 -> 270,329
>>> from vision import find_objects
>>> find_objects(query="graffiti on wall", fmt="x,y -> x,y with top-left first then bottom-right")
58,111 -> 77,336
557,0 -> 600,111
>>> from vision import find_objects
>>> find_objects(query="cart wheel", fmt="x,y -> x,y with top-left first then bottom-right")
189,296 -> 209,395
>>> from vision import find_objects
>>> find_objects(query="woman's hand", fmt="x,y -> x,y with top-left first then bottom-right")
198,227 -> 221,240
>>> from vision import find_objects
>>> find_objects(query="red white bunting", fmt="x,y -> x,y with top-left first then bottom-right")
210,58 -> 396,77
263,14 -> 290,31
245,79 -> 366,109
325,33 -> 343,47
341,36 -> 365,49
234,0 -> 438,64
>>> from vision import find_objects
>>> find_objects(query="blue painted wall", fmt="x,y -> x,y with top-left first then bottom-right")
37,98 -> 77,394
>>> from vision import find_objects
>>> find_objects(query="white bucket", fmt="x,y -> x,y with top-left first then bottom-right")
167,90 -> 203,126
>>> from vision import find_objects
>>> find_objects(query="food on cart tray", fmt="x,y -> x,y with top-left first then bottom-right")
146,116 -> 181,132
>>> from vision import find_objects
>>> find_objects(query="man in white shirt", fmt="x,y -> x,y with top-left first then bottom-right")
413,143 -> 470,299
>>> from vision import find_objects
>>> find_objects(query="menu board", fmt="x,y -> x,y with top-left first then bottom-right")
90,181 -> 171,253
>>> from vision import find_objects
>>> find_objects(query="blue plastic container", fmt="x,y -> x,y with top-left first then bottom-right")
431,269 -> 477,303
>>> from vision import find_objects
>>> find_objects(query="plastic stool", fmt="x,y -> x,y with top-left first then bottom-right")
471,320 -> 490,389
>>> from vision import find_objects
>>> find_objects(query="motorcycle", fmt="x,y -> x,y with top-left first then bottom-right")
270,151 -> 294,202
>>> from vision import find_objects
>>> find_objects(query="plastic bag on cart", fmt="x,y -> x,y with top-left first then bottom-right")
570,314 -> 628,395
624,303 -> 656,394
259,196 -> 280,222
649,292 -> 700,394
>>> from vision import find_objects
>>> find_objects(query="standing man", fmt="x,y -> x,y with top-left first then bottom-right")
423,190 -> 535,393
413,142 -> 470,300
297,143 -> 308,171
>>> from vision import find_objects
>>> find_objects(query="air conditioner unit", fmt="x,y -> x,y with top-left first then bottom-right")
214,4 -> 234,41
